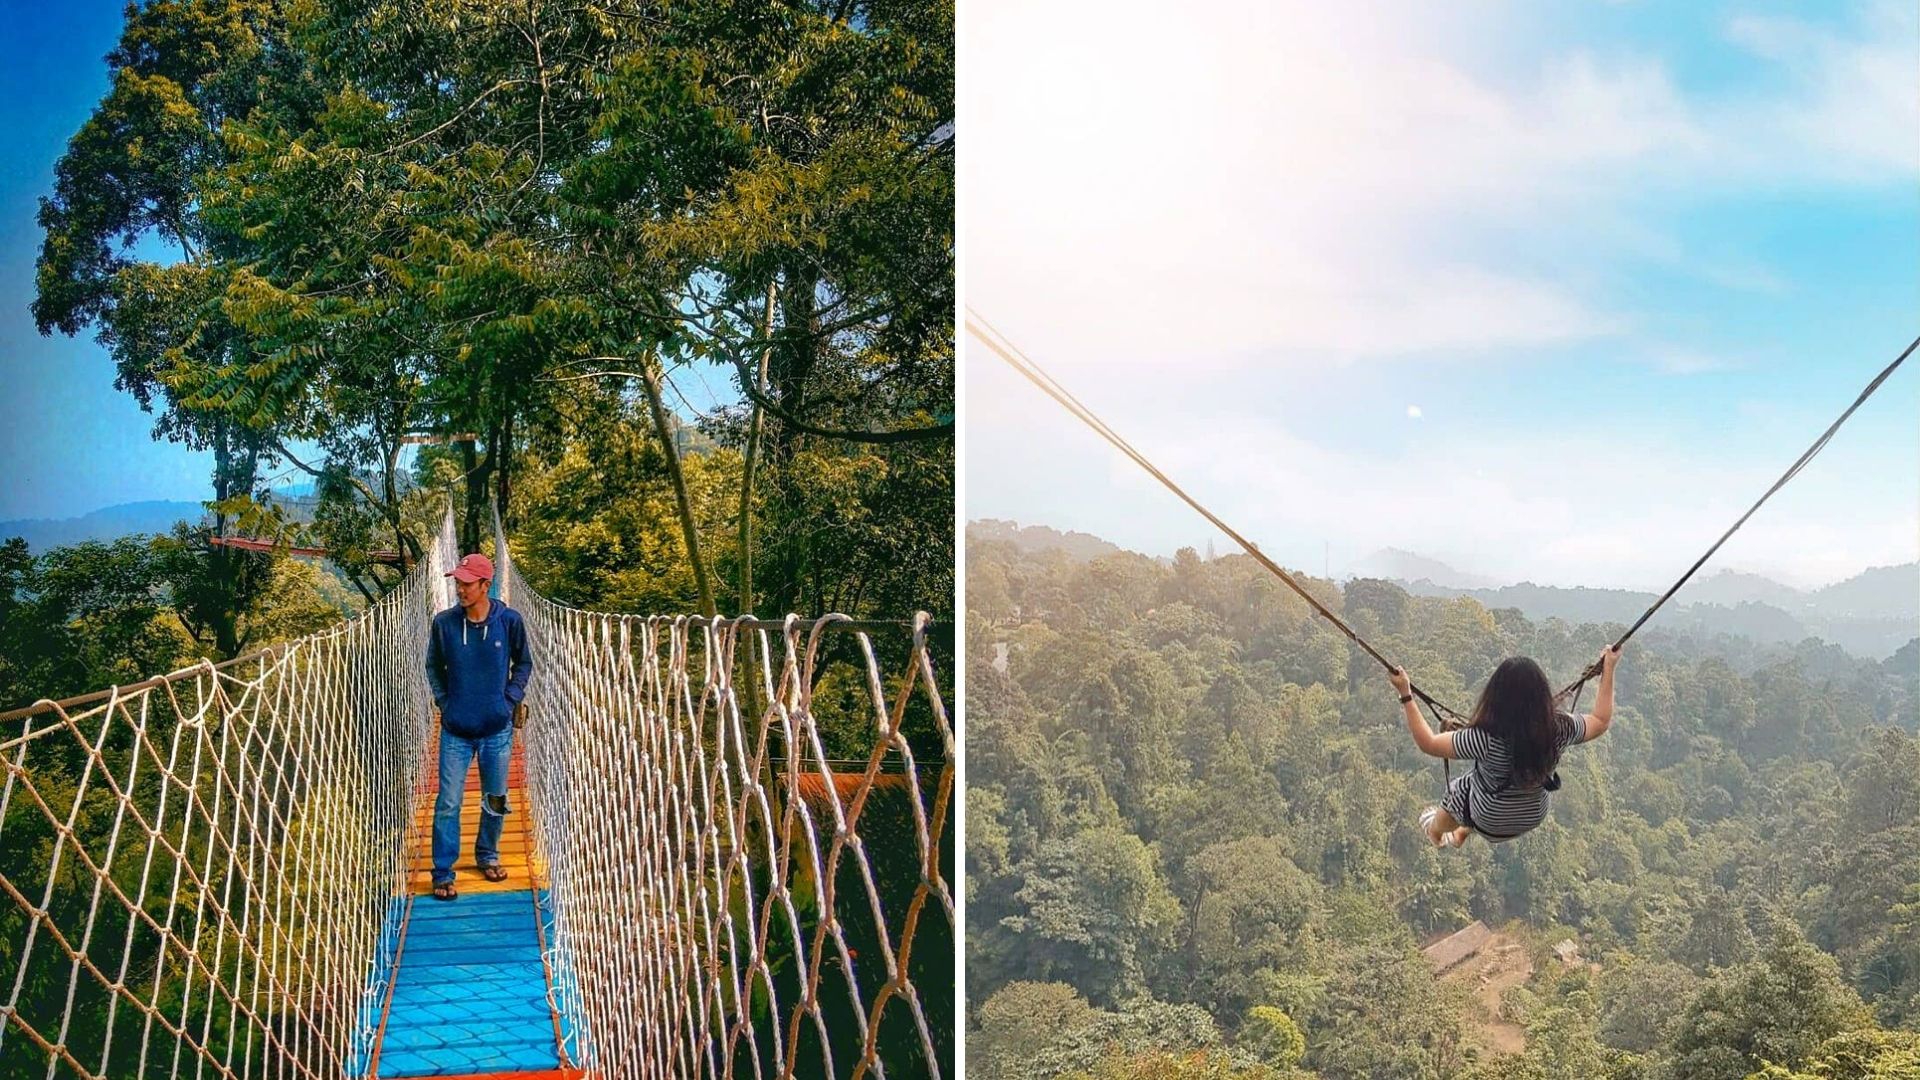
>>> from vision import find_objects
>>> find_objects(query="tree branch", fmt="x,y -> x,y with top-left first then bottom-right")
541,360 -> 951,444
381,79 -> 531,157
271,440 -> 392,514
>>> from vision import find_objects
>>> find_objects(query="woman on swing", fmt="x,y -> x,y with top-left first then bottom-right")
1393,644 -> 1620,847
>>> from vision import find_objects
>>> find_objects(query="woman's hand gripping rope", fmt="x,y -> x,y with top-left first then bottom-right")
1393,666 -> 1453,760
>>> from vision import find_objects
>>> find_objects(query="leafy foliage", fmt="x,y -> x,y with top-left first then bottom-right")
0,530 -> 353,711
37,0 -> 953,625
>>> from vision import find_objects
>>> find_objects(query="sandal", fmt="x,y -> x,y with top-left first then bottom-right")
432,880 -> 457,901
481,863 -> 509,883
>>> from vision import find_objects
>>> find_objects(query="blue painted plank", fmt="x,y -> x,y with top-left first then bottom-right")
399,936 -> 542,957
393,958 -> 549,982
390,957 -> 546,979
410,900 -> 523,921
382,1011 -> 559,1053
397,945 -> 545,970
392,975 -> 544,1016
407,891 -> 534,914
389,965 -> 549,1004
374,886 -> 561,1079
399,907 -> 533,933
377,1038 -> 558,1077
401,932 -> 539,952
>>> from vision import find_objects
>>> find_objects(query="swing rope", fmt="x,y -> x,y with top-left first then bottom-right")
969,307 -> 1916,745
1551,332 -> 1918,705
968,309 -> 1467,726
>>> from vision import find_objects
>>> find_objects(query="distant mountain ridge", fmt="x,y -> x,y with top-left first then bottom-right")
0,488 -> 341,552
1352,548 -> 1504,589
973,522 -> 1917,661
969,519 -> 1122,562
0,501 -> 210,551
1366,556 -> 1917,662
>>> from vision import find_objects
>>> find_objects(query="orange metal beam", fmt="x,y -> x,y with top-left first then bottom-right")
209,535 -> 406,564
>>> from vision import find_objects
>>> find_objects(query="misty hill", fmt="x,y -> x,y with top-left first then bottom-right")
1352,547 -> 1503,589
969,519 -> 1122,562
1813,563 -> 1920,620
0,501 -> 209,551
0,484 -> 395,552
1383,559 -> 1917,662
978,523 -> 1916,660
1679,568 -> 1807,610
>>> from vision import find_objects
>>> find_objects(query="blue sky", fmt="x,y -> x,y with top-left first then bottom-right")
965,0 -> 1918,590
0,1 -> 736,524
0,0 -> 201,521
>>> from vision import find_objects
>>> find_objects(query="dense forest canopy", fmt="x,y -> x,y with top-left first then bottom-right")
0,530 -> 355,709
966,522 -> 1920,1080
27,0 -> 953,658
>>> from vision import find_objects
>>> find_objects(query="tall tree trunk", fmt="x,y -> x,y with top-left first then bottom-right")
458,421 -> 479,547
765,265 -> 820,615
768,265 -> 820,465
207,419 -> 243,657
458,376 -> 491,553
381,425 -> 420,570
495,410 -> 515,532
736,282 -> 777,616
638,353 -> 716,618
462,429 -> 496,556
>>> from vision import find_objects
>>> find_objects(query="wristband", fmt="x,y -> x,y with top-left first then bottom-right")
1398,694 -> 1414,705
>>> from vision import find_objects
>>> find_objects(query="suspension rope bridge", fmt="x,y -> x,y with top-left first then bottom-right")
0,508 -> 954,1079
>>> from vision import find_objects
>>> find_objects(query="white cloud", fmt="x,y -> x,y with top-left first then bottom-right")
971,391 -> 1917,591
965,0 -> 1915,373
1646,347 -> 1740,375
964,2 -> 1919,589
1407,405 -> 1423,419
1724,1 -> 1920,183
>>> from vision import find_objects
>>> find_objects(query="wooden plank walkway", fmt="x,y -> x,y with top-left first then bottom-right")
369,737 -> 574,1078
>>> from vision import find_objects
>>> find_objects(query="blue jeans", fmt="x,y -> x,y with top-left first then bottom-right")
432,726 -> 513,885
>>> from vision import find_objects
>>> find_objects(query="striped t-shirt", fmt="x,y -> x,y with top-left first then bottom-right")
1449,711 -> 1588,839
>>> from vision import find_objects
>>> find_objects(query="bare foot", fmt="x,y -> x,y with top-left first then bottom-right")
1448,826 -> 1472,847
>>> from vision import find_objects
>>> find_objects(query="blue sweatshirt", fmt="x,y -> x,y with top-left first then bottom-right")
425,598 -> 533,738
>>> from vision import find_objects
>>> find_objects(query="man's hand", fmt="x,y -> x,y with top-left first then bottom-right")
1389,666 -> 1412,697
1599,644 -> 1622,675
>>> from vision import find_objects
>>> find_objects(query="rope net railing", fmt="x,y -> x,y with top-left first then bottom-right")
1,499 -> 955,1080
0,512 -> 459,1080
494,515 -> 957,1080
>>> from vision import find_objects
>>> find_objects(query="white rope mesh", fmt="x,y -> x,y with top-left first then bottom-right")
0,511 -> 458,1080
495,511 -> 956,1080
0,505 -> 954,1079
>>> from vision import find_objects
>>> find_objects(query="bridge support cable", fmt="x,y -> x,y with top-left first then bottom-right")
494,508 -> 956,1080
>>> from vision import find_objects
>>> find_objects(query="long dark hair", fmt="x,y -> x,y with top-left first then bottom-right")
1468,657 -> 1561,789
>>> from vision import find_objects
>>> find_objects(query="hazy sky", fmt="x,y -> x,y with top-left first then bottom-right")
964,0 -> 1919,591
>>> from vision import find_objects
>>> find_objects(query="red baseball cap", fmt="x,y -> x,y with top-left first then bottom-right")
446,553 -> 495,583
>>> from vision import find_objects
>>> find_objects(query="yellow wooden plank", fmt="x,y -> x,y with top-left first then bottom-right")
402,783 -> 542,895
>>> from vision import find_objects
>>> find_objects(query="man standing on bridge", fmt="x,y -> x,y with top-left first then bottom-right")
424,552 -> 533,901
